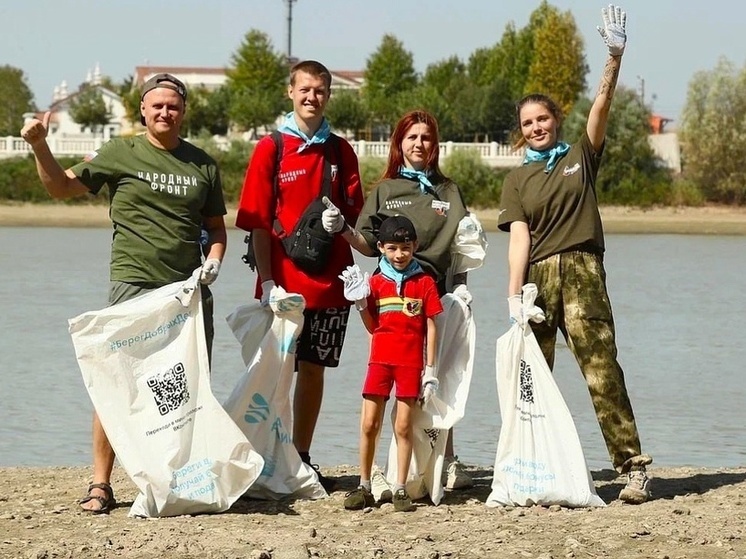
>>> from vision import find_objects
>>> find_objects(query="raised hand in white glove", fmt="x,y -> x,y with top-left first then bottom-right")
338,264 -> 370,310
597,4 -> 627,56
452,284 -> 473,306
199,258 -> 221,285
321,195 -> 345,234
420,365 -> 439,405
508,294 -> 524,325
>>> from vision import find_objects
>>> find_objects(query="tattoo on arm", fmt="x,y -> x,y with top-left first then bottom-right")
597,56 -> 621,101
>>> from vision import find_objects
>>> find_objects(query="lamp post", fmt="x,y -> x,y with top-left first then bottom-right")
284,0 -> 298,62
637,75 -> 645,107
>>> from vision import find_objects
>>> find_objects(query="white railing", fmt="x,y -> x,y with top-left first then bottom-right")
0,136 -> 106,159
351,140 -> 524,168
0,134 -> 682,171
0,135 -> 524,168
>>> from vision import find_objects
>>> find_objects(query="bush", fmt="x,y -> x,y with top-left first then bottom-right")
666,177 -> 705,206
441,150 -> 508,208
0,155 -> 85,203
358,157 -> 387,196
191,136 -> 254,204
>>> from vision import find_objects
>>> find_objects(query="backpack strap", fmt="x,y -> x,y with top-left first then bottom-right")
323,133 -> 349,207
241,131 -> 287,269
269,131 -> 343,238
269,131 -> 287,239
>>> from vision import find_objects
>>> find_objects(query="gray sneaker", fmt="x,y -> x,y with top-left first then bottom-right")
343,486 -> 375,510
371,469 -> 393,503
443,455 -> 473,490
619,468 -> 650,504
392,489 -> 415,512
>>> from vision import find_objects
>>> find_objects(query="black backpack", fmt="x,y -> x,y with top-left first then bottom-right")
242,131 -> 342,275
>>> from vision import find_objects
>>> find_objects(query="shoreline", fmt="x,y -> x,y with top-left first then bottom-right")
1,464 -> 745,558
2,202 -> 746,234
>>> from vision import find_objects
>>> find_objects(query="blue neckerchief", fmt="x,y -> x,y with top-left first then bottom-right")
399,166 -> 436,194
277,112 -> 331,152
379,256 -> 423,296
523,141 -> 571,173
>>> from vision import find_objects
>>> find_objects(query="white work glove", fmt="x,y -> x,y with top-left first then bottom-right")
597,4 -> 627,56
509,287 -> 547,326
452,284 -> 473,306
420,365 -> 439,405
338,264 -> 371,310
199,258 -> 221,285
321,195 -> 346,234
508,294 -> 524,326
260,280 -> 287,307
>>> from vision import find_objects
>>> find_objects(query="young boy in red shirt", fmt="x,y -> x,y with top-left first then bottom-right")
340,215 -> 443,512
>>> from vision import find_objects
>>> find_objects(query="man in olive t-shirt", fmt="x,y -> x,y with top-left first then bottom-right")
20,73 -> 227,514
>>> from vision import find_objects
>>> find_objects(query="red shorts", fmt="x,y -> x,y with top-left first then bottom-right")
363,363 -> 421,400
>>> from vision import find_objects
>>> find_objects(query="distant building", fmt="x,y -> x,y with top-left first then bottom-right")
133,66 -> 228,92
133,65 -> 364,91
647,114 -> 681,173
29,63 -> 132,141
649,114 -> 674,135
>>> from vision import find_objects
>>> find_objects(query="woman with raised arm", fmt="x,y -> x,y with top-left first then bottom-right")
497,5 -> 652,504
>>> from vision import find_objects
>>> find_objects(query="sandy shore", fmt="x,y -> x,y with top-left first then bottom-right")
2,202 -> 746,234
1,465 -> 744,558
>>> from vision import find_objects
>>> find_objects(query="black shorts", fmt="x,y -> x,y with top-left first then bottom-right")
295,306 -> 350,368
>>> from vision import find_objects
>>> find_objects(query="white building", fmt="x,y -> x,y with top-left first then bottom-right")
27,63 -> 132,142
133,65 -> 364,92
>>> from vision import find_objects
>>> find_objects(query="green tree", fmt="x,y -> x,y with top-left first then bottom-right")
564,87 -> 672,205
416,56 -> 513,142
117,75 -> 142,126
414,57 -> 467,140
680,57 -> 746,204
523,3 -> 588,117
363,34 -> 418,133
0,65 -> 36,136
226,29 -> 288,135
183,85 -> 231,137
471,22 -> 533,103
325,89 -> 368,138
68,85 -> 111,137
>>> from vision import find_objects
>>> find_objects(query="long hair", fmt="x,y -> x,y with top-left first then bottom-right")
511,93 -> 563,150
381,110 -> 446,182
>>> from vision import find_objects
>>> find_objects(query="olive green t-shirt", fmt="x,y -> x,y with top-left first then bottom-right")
498,133 -> 604,263
357,177 -> 468,282
71,135 -> 226,284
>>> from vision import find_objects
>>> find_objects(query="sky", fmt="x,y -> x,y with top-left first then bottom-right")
1,0 -> 743,127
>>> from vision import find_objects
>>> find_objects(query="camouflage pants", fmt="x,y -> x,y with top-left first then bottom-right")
528,250 -> 650,473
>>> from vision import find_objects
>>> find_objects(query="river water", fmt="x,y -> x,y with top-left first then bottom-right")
1,227 -> 744,470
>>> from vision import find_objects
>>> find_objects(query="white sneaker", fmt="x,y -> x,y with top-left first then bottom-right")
443,455 -> 473,490
370,467 -> 393,503
619,468 -> 650,504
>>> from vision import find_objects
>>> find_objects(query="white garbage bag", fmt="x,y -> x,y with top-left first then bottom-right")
68,270 -> 264,518
224,294 -> 327,500
384,418 -> 448,505
450,212 -> 488,275
419,294 -> 475,429
384,294 -> 475,505
486,284 -> 605,508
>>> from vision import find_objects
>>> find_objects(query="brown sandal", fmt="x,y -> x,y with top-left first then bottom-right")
79,482 -> 115,514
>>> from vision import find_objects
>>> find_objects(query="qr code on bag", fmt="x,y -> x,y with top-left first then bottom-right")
146,362 -> 190,416
519,359 -> 534,404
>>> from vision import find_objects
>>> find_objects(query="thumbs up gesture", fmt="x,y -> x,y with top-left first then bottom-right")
20,111 -> 51,147
321,195 -> 346,234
